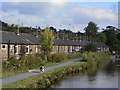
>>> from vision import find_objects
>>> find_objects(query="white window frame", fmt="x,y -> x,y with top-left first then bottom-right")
2,44 -> 6,49
36,47 -> 38,53
15,45 -> 18,54
70,46 -> 72,52
58,46 -> 60,53
10,45 -> 12,50
26,45 -> 29,54
64,46 -> 67,53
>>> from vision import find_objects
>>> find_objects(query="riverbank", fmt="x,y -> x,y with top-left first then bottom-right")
2,53 -> 82,78
3,52 -> 110,88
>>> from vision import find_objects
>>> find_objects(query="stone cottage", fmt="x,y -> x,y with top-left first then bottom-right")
0,31 -> 109,60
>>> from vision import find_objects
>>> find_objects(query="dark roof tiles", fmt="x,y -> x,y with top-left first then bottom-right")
0,31 -> 108,47
0,31 -> 39,45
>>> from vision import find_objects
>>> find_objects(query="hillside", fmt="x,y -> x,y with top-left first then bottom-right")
0,20 -> 33,33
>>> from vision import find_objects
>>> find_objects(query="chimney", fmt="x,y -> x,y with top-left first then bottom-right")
67,34 -> 69,40
72,34 -> 74,41
76,34 -> 78,41
63,33 -> 64,40
36,29 -> 38,38
30,27 -> 32,30
80,36 -> 82,42
17,26 -> 19,35
56,32 -> 59,39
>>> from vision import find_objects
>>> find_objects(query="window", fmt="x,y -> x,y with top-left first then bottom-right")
10,45 -> 12,49
70,46 -> 72,52
36,47 -> 38,52
14,45 -> 18,54
26,45 -> 29,54
80,40 -> 81,42
64,46 -> 67,53
58,46 -> 60,53
2,44 -> 6,49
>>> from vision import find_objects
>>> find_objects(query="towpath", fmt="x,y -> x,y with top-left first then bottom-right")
1,58 -> 82,86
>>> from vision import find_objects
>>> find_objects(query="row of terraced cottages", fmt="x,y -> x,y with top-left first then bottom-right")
0,31 -> 109,60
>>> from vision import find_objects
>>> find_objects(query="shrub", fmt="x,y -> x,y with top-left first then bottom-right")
2,55 -> 43,72
47,53 -> 67,62
67,53 -> 82,59
52,53 -> 67,62
85,43 -> 97,52
47,54 -> 53,62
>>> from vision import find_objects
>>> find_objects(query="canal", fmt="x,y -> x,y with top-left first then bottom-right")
52,58 -> 120,88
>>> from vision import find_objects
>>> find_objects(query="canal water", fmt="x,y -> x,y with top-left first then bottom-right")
53,58 -> 120,88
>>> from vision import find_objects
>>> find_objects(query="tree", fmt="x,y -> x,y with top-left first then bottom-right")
105,30 -> 120,52
117,33 -> 120,41
84,21 -> 99,37
39,27 -> 54,57
85,43 -> 97,52
99,32 -> 107,44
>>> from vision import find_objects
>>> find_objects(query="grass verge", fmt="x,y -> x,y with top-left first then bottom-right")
2,56 -> 83,78
3,52 -> 110,88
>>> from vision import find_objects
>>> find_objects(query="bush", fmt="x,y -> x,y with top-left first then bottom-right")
2,55 -> 43,72
47,53 -> 67,62
52,53 -> 67,62
85,43 -> 97,52
47,54 -> 53,62
67,53 -> 82,59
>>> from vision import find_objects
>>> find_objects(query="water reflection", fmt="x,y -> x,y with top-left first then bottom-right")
53,59 -> 120,88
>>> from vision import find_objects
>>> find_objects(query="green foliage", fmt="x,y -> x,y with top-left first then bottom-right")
83,52 -> 110,67
3,52 -> 110,88
84,21 -> 99,37
99,32 -> 107,44
26,62 -> 86,88
2,55 -> 43,72
39,27 -> 54,54
26,52 -> 110,88
47,53 -> 67,62
117,33 -> 120,41
105,30 -> 120,52
67,53 -> 82,59
47,53 -> 82,62
52,53 -> 67,62
85,43 -> 97,52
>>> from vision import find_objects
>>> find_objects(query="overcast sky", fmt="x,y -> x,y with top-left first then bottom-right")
1,0 -> 118,32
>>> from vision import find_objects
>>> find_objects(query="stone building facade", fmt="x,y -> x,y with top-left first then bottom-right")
0,31 -> 109,60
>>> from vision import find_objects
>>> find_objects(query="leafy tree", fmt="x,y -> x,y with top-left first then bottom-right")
85,43 -> 97,52
50,26 -> 57,32
99,32 -> 107,44
117,33 -> 120,41
105,30 -> 120,52
84,21 -> 99,37
39,27 -> 54,57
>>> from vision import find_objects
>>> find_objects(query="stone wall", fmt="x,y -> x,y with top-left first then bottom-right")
1,44 -> 40,60
0,43 -> 109,60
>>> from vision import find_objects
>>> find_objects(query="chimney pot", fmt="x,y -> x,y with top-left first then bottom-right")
56,32 -> 59,39
67,34 -> 69,40
17,26 -> 19,35
63,33 -> 64,40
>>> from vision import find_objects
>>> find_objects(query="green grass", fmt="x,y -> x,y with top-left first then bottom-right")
2,52 -> 110,88
2,57 -> 82,78
2,61 -> 86,88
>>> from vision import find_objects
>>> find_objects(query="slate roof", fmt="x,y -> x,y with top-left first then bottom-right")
53,37 -> 108,47
0,31 -> 39,45
0,31 -> 108,47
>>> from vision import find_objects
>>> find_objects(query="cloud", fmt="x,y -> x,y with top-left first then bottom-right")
1,2 -> 118,32
2,0 -> 119,2
2,10 -> 45,27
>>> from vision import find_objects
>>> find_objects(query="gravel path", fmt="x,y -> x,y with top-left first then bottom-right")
1,58 -> 82,86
